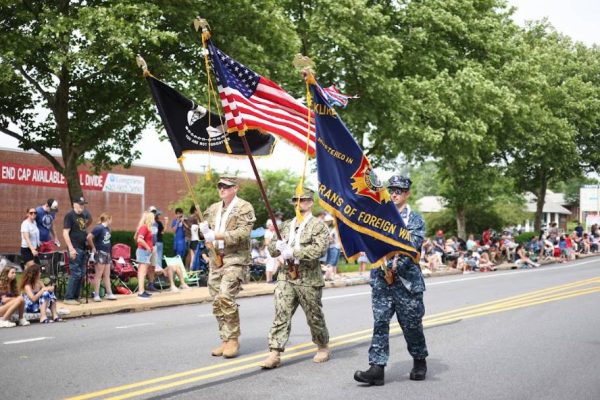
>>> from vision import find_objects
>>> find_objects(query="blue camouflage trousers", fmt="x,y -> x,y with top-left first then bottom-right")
368,269 -> 428,366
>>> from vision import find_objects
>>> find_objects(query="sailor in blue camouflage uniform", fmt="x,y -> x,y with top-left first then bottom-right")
354,175 -> 428,386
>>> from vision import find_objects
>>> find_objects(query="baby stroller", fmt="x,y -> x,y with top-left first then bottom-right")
111,244 -> 138,294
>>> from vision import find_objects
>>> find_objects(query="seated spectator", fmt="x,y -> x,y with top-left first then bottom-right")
0,265 -> 29,327
19,264 -> 61,323
500,232 -> 517,261
161,258 -> 191,293
420,239 -> 441,273
529,235 -> 542,260
478,251 -> 496,271
444,238 -> 460,268
251,240 -> 268,267
514,244 -> 540,268
581,233 -> 592,254
465,234 -> 477,251
487,240 -> 501,264
460,250 -> 480,274
432,230 -> 445,256
542,238 -> 555,259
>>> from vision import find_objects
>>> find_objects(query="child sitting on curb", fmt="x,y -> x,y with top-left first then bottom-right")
19,264 -> 62,323
0,265 -> 29,327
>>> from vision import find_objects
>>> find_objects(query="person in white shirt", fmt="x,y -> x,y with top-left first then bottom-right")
20,207 -> 40,267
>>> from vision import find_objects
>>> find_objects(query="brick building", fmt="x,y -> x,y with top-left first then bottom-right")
0,148 -> 202,254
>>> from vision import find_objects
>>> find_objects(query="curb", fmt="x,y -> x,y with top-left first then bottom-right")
57,252 -> 600,320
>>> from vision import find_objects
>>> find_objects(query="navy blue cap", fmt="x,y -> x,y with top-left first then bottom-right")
387,175 -> 412,190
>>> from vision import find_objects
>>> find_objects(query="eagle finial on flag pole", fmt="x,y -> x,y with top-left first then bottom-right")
136,54 -> 149,77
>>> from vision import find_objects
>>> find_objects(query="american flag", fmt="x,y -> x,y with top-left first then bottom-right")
208,41 -> 316,156
319,84 -> 358,108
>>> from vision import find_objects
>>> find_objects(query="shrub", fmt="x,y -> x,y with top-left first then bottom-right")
515,232 -> 537,245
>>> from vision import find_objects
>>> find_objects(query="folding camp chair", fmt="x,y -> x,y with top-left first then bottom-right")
111,244 -> 138,293
163,255 -> 205,287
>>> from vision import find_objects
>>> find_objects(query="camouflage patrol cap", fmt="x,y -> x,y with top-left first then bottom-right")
291,187 -> 315,202
218,175 -> 238,186
387,175 -> 412,190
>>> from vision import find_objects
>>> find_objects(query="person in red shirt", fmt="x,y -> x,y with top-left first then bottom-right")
482,228 -> 492,246
135,211 -> 155,299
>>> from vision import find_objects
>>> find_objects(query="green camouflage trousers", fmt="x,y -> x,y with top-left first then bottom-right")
208,266 -> 244,340
268,281 -> 329,351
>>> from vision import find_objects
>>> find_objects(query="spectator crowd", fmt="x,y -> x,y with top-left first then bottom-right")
1,194 -> 594,328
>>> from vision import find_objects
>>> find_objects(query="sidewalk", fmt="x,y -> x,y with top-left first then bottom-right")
56,253 -> 598,320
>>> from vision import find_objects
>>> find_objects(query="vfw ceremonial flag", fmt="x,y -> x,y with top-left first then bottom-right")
310,81 -> 418,264
207,40 -> 316,156
146,76 -> 276,158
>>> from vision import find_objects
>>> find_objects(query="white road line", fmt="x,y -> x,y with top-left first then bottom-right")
4,337 -> 54,345
115,323 -> 155,329
322,259 -> 600,301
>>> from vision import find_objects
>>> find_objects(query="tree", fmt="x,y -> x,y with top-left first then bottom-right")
281,0 -> 404,148
498,23 -> 598,231
0,0 -> 301,201
356,0 -> 522,239
171,169 -> 300,227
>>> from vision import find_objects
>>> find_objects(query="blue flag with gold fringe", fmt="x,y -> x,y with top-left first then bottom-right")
310,81 -> 418,265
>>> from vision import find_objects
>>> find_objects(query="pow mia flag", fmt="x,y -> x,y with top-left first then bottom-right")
146,76 -> 277,158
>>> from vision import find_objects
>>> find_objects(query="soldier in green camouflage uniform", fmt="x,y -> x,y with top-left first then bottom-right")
260,188 -> 331,369
200,176 -> 255,359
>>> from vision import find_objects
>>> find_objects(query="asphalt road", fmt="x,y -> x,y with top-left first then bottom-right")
2,258 -> 600,400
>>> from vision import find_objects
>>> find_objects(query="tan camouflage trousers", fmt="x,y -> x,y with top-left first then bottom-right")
208,266 -> 244,340
268,281 -> 329,351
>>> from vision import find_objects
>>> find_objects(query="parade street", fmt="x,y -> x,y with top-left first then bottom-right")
2,259 -> 600,400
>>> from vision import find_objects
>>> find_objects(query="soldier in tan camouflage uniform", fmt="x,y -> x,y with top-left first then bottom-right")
260,188 -> 331,369
200,176 -> 255,359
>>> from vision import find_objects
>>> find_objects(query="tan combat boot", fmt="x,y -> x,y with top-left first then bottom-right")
313,345 -> 331,363
211,341 -> 227,357
222,338 -> 240,358
260,350 -> 281,369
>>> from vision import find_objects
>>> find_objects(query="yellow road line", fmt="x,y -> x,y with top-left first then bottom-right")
65,278 -> 600,400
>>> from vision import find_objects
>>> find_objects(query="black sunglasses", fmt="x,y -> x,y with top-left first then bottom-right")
389,188 -> 409,195
28,211 -> 36,215
217,183 -> 234,190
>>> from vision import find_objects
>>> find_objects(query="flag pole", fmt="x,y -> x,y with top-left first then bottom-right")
195,18 -> 298,277
194,18 -> 284,240
136,54 -> 205,220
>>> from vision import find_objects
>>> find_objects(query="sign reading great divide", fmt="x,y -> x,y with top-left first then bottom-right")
310,82 -> 418,265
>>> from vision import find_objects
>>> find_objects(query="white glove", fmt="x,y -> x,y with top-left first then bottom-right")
276,240 -> 287,252
199,221 -> 210,234
203,229 -> 216,242
276,241 -> 293,260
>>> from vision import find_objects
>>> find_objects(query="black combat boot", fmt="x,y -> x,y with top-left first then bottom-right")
354,364 -> 385,386
409,358 -> 427,381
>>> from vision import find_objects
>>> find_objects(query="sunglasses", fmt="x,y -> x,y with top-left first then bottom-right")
28,211 -> 36,215
217,183 -> 234,190
389,188 -> 409,195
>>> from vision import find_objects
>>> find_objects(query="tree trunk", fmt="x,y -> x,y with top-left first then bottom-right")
534,170 -> 548,232
55,61 -> 84,202
456,206 -> 466,240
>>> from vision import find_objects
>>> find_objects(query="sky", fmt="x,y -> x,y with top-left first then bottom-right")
1,0 -> 599,185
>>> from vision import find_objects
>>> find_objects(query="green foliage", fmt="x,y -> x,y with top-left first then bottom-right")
515,232 -> 537,245
171,169 -> 300,228
423,203 -> 530,239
